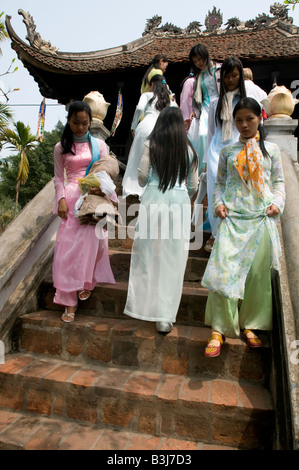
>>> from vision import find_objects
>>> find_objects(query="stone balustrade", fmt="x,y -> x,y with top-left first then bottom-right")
0,180 -> 59,348
264,117 -> 299,449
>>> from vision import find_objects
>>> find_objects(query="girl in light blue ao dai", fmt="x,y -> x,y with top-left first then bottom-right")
202,98 -> 285,357
124,107 -> 198,334
180,43 -> 220,176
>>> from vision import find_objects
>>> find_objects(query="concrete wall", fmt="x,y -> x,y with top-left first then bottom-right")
0,179 -> 59,349
264,117 -> 299,449
277,152 -> 299,449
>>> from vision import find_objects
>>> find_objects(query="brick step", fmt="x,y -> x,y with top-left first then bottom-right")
15,311 -> 270,383
42,249 -> 209,286
39,280 -> 209,325
0,408 -> 237,450
108,229 -> 211,260
0,352 -> 274,449
109,250 -> 208,282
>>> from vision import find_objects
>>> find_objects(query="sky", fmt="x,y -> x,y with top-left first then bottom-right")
0,0 -> 299,157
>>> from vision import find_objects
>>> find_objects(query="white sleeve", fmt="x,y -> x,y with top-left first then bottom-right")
131,93 -> 152,131
203,98 -> 217,163
138,141 -> 151,187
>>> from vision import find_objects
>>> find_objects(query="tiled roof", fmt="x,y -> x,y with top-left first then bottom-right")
6,16 -> 299,75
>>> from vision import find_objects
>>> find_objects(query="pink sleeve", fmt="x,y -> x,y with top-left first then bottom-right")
98,139 -> 108,156
53,143 -> 65,214
180,77 -> 194,121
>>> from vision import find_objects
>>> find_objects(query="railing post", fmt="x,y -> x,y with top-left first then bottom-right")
264,116 -> 299,449
264,117 -> 298,162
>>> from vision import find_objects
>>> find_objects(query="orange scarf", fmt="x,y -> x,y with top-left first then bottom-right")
234,131 -> 265,196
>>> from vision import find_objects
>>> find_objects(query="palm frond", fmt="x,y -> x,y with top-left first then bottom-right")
0,102 -> 13,125
0,12 -> 9,56
17,149 -> 29,184
0,128 -> 19,149
14,121 -> 38,149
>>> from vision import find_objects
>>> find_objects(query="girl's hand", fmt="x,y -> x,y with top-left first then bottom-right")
88,186 -> 106,197
266,204 -> 280,217
184,113 -> 196,131
215,204 -> 228,219
58,198 -> 68,219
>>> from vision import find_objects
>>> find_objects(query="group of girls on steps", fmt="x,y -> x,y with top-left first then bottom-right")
52,49 -> 285,359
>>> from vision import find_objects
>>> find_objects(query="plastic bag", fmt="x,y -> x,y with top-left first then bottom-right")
77,173 -> 101,194
77,171 -> 116,196
96,171 -> 116,197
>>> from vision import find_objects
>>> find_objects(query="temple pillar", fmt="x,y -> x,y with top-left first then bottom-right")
264,118 -> 298,162
89,119 -> 110,142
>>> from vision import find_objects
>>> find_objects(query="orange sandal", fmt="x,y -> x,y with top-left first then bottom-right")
241,329 -> 263,348
205,332 -> 224,358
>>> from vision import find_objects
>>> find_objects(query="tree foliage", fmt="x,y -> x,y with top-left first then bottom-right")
0,103 -> 12,128
284,0 -> 299,10
0,11 -> 8,54
0,121 -> 38,214
0,12 -> 18,102
0,121 -> 63,209
0,195 -> 15,234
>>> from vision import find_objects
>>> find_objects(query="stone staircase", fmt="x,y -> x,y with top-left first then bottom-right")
0,197 -> 275,450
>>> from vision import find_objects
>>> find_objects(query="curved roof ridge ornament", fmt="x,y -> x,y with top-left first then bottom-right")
245,2 -> 294,30
143,15 -> 203,37
205,7 -> 223,33
18,9 -> 58,54
141,4 -> 296,38
270,2 -> 293,23
143,15 -> 162,36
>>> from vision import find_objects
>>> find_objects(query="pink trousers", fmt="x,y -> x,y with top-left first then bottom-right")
54,289 -> 78,307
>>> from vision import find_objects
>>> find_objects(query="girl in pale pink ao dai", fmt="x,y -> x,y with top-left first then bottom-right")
52,101 -> 115,323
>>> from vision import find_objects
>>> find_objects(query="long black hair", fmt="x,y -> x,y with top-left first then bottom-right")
216,57 -> 246,126
148,75 -> 170,111
142,54 -> 168,90
187,43 -> 213,118
181,43 -> 212,89
149,107 -> 198,192
61,100 -> 92,154
233,97 -> 269,158
189,43 -> 212,75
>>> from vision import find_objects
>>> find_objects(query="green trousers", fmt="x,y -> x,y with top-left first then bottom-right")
205,228 -> 272,338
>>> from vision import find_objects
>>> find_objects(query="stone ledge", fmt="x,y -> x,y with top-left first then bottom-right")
277,149 -> 299,449
0,179 -> 56,290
